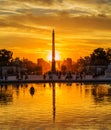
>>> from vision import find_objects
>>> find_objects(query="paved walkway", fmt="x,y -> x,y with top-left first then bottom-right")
0,74 -> 111,83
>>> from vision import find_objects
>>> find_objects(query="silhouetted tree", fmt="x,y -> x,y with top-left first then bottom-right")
0,49 -> 13,66
90,48 -> 108,65
74,56 -> 91,73
11,57 -> 22,67
22,58 -> 37,74
106,48 -> 111,63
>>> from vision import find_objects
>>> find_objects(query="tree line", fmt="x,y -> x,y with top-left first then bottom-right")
0,49 -> 40,74
0,48 -> 111,74
61,48 -> 111,74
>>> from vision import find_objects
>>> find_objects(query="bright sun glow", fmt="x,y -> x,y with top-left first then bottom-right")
47,51 -> 61,61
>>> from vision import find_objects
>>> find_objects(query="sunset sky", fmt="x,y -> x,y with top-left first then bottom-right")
0,0 -> 111,62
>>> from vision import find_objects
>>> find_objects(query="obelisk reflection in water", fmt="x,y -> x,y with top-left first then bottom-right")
52,82 -> 56,122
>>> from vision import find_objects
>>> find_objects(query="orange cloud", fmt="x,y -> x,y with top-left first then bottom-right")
0,0 -> 111,62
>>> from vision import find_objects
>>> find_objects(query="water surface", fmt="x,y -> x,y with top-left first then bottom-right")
0,83 -> 111,130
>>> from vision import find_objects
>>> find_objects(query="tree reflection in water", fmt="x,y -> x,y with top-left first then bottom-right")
92,84 -> 111,104
0,84 -> 29,105
0,84 -> 13,105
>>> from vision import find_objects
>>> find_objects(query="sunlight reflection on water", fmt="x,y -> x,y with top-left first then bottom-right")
0,83 -> 111,129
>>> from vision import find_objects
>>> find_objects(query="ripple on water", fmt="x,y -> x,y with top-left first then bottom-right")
0,83 -> 111,130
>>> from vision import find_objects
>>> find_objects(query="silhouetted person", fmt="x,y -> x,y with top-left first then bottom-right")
49,74 -> 53,80
80,73 -> 82,80
16,74 -> 19,80
58,74 -> 61,79
65,72 -> 72,80
5,74 -> 7,80
76,73 -> 79,80
25,74 -> 28,80
43,74 -> 46,80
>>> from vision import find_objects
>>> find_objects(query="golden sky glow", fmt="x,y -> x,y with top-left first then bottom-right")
0,0 -> 111,62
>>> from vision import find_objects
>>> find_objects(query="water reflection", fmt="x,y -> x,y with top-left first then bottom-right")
0,83 -> 111,129
92,84 -> 111,104
30,86 -> 35,96
43,83 -> 46,87
0,84 -> 13,105
52,83 -> 56,122
0,84 -> 30,105
66,82 -> 72,86
14,84 -> 20,96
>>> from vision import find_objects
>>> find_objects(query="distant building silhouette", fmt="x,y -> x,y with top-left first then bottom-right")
37,58 -> 50,74
105,62 -> 111,77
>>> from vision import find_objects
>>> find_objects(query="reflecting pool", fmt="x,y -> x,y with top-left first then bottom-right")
0,83 -> 111,130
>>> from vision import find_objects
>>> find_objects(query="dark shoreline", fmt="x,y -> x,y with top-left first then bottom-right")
0,79 -> 111,84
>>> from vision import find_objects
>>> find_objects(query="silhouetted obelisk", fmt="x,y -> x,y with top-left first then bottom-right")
52,30 -> 56,73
